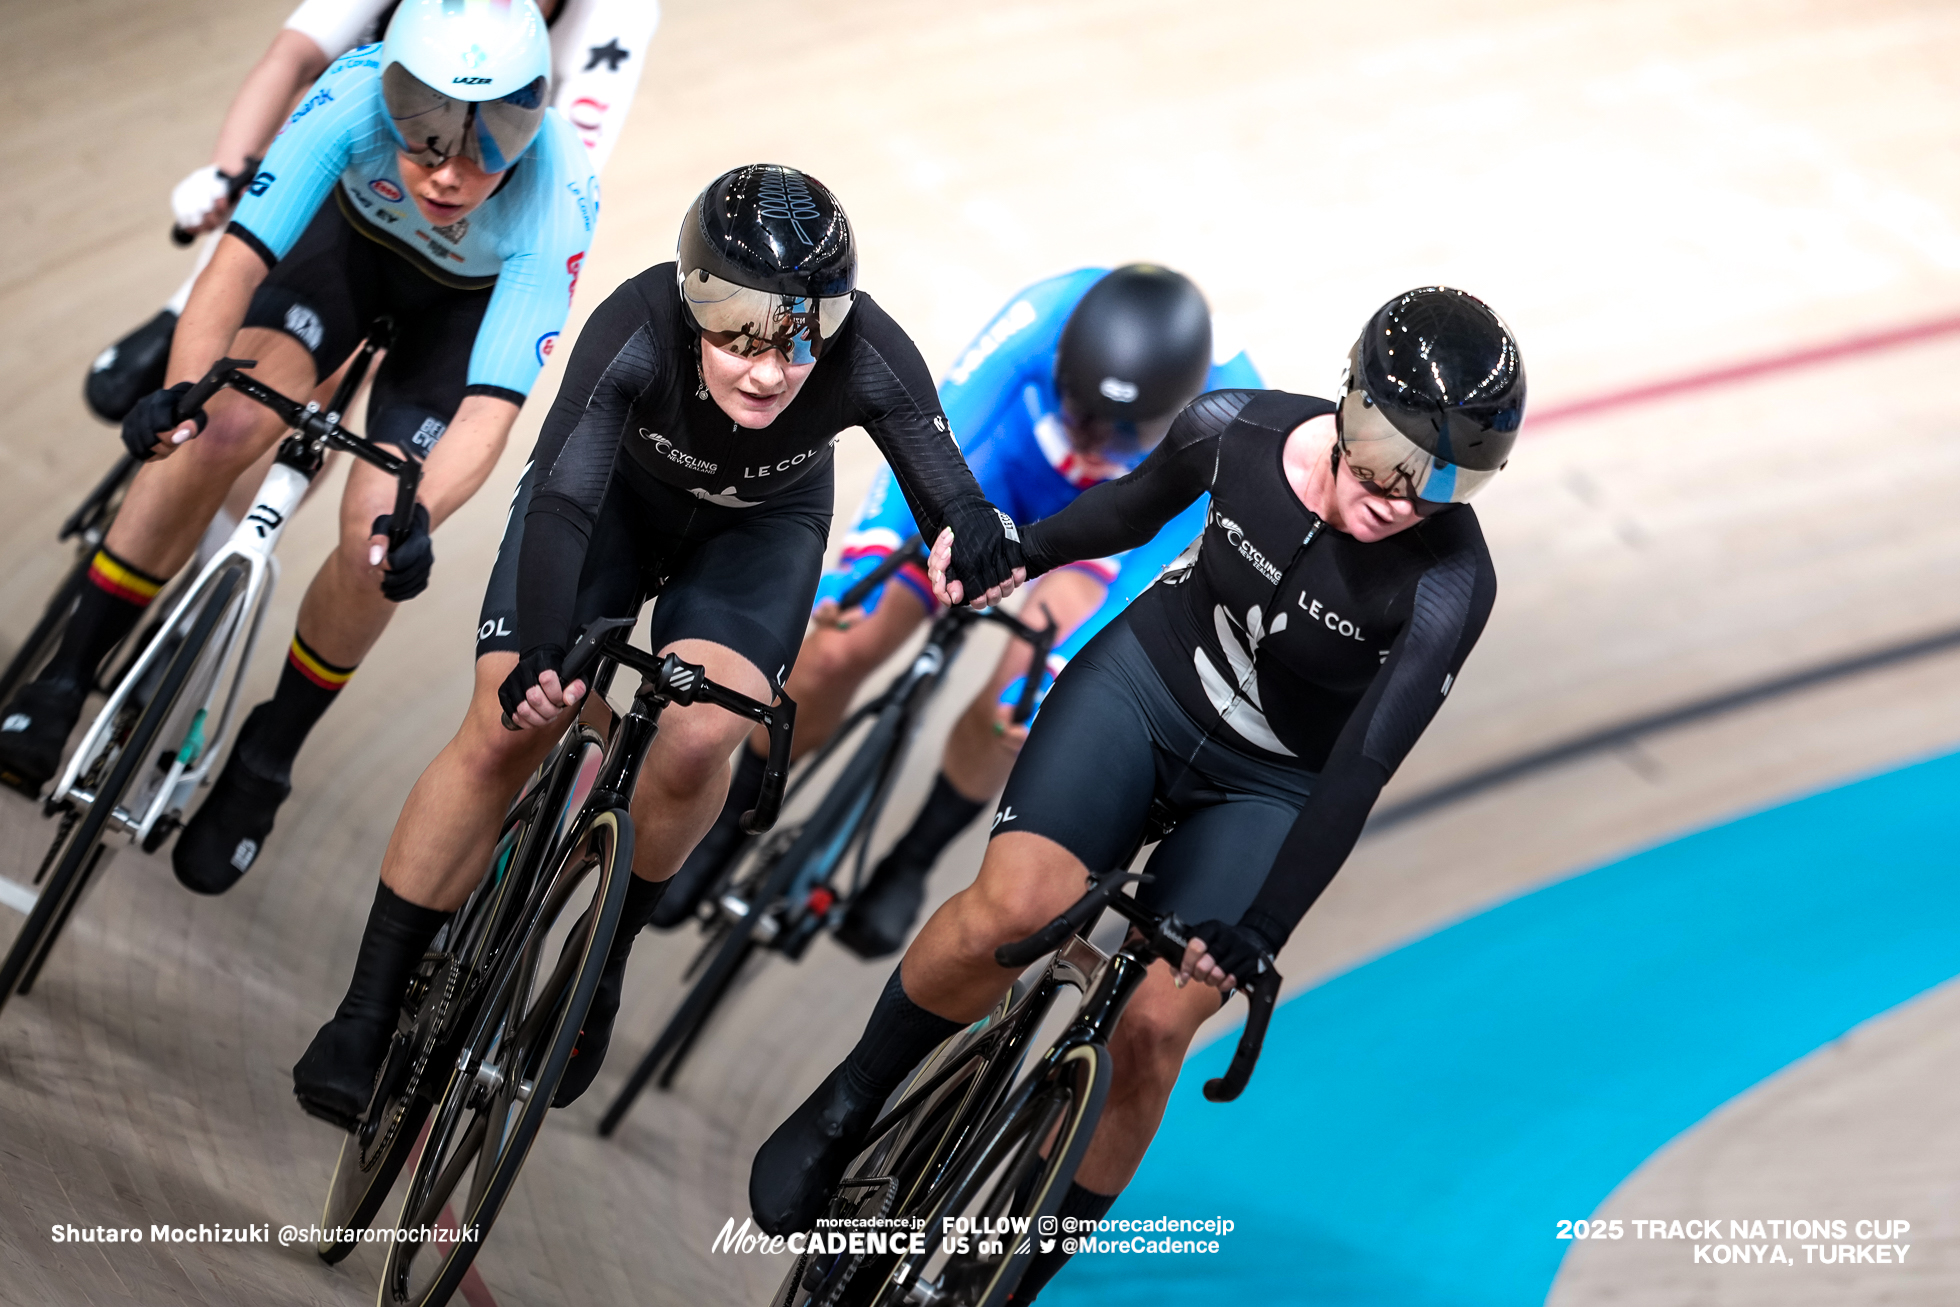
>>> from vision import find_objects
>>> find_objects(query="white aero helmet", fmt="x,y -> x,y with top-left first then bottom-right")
381,0 -> 552,173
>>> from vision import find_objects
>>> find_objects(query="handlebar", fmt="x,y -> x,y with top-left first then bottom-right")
179,342 -> 419,550
993,873 -> 1281,1103
501,618 -> 798,835
837,535 -> 925,613
169,157 -> 260,247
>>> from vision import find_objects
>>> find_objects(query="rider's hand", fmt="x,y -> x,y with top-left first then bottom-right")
171,164 -> 235,235
811,596 -> 868,633
1179,919 -> 1278,995
927,497 -> 1027,608
367,503 -> 434,602
121,382 -> 208,462
498,646 -> 588,731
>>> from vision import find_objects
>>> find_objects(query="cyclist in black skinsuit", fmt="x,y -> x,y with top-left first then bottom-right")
750,287 -> 1524,1301
291,164 -> 1027,1126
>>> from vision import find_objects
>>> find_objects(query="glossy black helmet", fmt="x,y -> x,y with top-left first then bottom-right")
1054,264 -> 1213,424
677,164 -> 857,363
1338,286 -> 1525,504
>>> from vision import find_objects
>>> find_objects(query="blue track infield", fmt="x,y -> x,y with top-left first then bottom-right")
1044,747 -> 1960,1306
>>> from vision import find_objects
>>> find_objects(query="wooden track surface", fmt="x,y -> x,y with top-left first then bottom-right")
3,1 -> 1959,1303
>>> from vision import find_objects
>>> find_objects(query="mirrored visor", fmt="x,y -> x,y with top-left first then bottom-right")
382,64 -> 547,174
681,269 -> 855,365
1336,387 -> 1501,506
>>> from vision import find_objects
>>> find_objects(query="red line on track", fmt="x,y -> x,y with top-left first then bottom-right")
1528,309 -> 1960,430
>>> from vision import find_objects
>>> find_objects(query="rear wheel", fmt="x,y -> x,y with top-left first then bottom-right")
377,805 -> 634,1307
0,564 -> 242,1014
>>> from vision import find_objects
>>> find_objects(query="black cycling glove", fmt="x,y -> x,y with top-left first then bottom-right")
1186,917 -> 1280,989
940,496 -> 1025,606
370,503 -> 434,602
121,381 -> 209,461
498,644 -> 568,720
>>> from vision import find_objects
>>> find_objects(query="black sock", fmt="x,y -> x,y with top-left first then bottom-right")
39,548 -> 165,689
1007,1182 -> 1119,1303
608,874 -> 669,967
840,966 -> 965,1101
885,772 -> 987,873
237,632 -> 356,783
335,881 -> 449,1029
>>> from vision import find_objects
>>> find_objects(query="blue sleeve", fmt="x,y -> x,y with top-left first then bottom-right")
229,48 -> 383,261
1204,349 -> 1264,392
937,269 -> 1100,447
465,115 -> 598,397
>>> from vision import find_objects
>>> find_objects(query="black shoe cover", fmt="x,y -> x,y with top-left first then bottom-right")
0,678 -> 87,796
173,748 -> 290,894
292,1012 -> 392,1131
85,310 -> 178,424
750,1064 -> 887,1236
833,855 -> 932,960
553,945 -> 630,1108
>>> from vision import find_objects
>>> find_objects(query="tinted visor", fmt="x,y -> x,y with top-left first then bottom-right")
382,64 -> 547,173
1336,386 -> 1502,506
680,269 -> 854,365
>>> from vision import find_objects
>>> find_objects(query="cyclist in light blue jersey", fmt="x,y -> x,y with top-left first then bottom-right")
0,0 -> 595,897
661,265 -> 1262,957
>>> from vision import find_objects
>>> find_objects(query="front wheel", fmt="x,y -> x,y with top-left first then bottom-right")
871,1045 -> 1110,1307
376,805 -> 634,1307
0,564 -> 241,1015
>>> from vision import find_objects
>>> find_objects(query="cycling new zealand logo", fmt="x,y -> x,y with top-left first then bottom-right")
369,178 -> 404,203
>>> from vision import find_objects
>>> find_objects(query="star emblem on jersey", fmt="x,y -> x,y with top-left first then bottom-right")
585,38 -> 630,71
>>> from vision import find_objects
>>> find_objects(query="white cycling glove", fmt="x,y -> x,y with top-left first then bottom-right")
171,164 -> 234,233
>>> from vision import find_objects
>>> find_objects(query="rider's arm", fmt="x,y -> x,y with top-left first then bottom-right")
547,0 -> 662,174
514,283 -> 663,660
1235,527 -> 1498,953
417,396 -> 522,526
209,29 -> 334,178
845,295 -> 990,535
164,236 -> 273,391
1017,389 -> 1258,574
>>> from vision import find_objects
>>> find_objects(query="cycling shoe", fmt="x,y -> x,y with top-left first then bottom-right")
553,945 -> 629,1108
833,853 -> 931,960
173,739 -> 289,894
0,678 -> 87,797
85,310 -> 178,424
292,1011 -> 392,1132
750,1063 -> 886,1235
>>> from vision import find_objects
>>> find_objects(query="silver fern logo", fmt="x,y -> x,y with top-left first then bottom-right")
1193,602 -> 1293,755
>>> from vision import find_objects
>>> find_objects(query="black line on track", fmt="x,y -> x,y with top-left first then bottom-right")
1368,622 -> 1960,833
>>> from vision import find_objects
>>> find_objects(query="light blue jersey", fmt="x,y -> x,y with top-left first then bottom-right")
817,268 -> 1262,711
229,46 -> 596,397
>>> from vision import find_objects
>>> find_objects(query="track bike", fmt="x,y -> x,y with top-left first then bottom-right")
314,618 -> 793,1307
774,810 -> 1280,1307
597,539 -> 1056,1134
0,331 -> 417,1014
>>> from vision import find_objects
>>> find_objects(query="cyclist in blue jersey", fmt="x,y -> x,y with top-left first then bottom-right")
660,266 -> 1261,957
0,0 -> 594,896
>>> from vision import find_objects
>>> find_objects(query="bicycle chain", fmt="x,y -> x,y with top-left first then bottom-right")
365,950 -> 463,1172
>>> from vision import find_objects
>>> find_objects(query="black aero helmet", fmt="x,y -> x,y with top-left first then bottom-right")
676,164 -> 857,364
1338,286 -> 1525,505
1055,264 -> 1213,426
